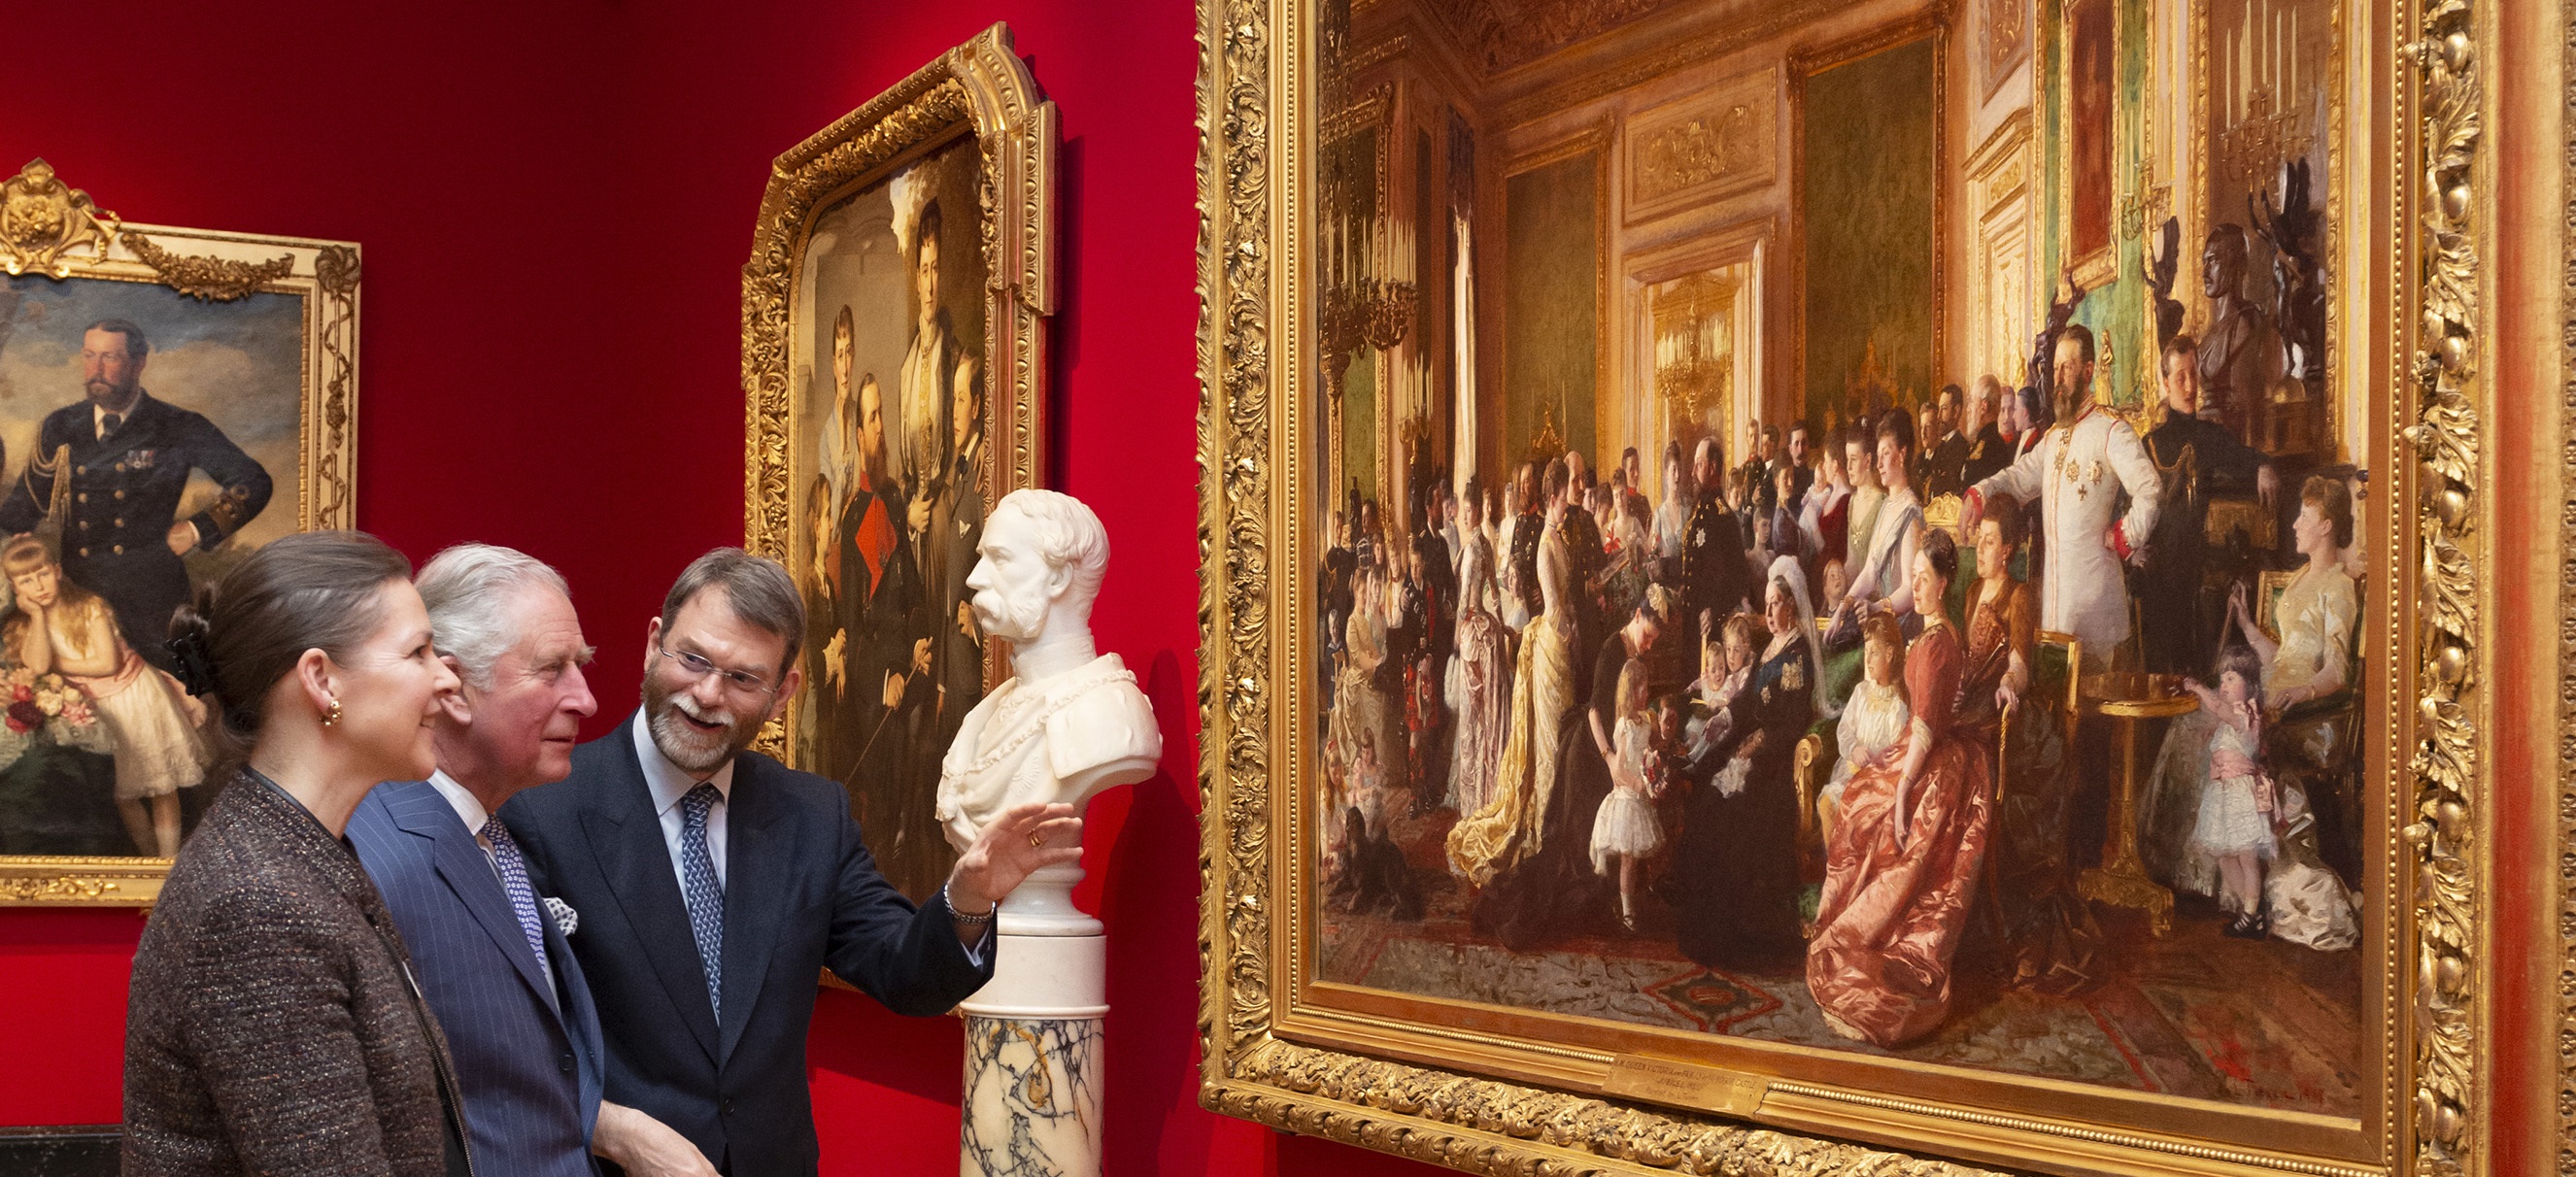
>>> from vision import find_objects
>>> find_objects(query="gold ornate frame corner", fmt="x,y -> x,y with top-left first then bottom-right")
739,21 -> 1056,758
0,158 -> 361,907
1198,0 -> 2497,1172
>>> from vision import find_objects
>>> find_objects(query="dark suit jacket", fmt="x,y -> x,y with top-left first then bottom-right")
125,771 -> 469,1177
1960,423 -> 2011,489
1921,430 -> 1974,498
499,721 -> 993,1176
351,781 -> 607,1177
1680,490 -> 1749,627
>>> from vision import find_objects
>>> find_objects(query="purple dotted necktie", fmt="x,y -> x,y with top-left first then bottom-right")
678,784 -> 726,1018
480,818 -> 551,977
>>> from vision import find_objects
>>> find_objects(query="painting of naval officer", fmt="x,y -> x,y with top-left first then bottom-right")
5,318 -> 272,672
0,276 -> 298,859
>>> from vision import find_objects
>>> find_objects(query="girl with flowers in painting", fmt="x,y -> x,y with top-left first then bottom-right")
2,536 -> 206,857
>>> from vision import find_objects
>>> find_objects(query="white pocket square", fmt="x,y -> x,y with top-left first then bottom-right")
542,895 -> 579,937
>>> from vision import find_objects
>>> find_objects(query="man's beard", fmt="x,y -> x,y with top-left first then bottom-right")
643,677 -> 759,775
970,585 -> 1047,645
85,378 -> 133,406
2052,381 -> 2085,423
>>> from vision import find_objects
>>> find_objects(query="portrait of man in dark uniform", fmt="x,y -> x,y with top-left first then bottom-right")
0,319 -> 271,669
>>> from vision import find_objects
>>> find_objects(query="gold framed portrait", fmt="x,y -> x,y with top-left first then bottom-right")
1196,0 -> 2491,1173
0,159 -> 359,906
741,23 -> 1056,902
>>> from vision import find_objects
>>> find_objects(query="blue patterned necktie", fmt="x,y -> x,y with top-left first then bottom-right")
677,783 -> 726,1019
480,818 -> 552,977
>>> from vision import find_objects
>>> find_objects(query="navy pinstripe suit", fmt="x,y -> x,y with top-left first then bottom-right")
350,781 -> 605,1177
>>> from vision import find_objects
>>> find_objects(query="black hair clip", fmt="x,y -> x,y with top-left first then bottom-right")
164,631 -> 219,697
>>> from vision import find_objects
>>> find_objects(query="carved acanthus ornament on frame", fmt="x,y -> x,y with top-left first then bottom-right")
0,159 -> 117,279
2398,1 -> 2482,1171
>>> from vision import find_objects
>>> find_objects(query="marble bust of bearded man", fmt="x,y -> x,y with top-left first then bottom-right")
935,488 -> 1161,859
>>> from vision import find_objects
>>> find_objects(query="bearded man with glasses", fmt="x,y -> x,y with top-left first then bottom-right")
500,547 -> 1074,1177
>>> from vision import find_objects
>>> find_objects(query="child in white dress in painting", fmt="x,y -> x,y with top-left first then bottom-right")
1589,658 -> 1664,930
2,537 -> 208,857
1821,613 -> 1911,845
2179,646 -> 2277,938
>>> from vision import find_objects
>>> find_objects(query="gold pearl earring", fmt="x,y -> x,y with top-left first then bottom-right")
322,697 -> 342,727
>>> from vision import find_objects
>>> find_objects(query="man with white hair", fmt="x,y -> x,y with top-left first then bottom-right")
349,544 -> 697,1175
935,488 -> 1162,851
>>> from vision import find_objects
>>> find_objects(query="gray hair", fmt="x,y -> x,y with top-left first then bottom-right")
661,548 -> 805,673
993,488 -> 1108,611
418,543 -> 572,689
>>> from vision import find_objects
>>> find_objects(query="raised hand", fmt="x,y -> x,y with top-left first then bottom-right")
947,801 -> 1083,917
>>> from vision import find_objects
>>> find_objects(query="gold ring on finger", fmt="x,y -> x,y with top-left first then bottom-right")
1030,832 -> 1043,848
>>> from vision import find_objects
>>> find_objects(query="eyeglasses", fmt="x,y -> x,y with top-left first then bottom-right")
654,645 -> 780,697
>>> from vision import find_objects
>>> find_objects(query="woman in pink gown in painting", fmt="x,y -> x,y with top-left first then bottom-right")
1806,528 -> 1995,1048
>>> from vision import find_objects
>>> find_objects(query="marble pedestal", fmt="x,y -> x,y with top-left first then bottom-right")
959,862 -> 1104,1177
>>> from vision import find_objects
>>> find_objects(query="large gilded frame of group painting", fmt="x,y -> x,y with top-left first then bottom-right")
0,161 -> 358,908
740,23 -> 1055,900
1195,0 -> 2498,1173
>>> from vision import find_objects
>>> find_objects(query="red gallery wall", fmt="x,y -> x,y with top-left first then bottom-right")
3,2 -> 1444,1174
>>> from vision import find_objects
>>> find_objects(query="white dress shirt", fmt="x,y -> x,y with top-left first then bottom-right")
425,770 -> 495,858
93,400 -> 133,440
630,710 -> 733,890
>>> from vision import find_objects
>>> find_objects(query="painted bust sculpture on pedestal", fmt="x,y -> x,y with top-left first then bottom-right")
935,488 -> 1158,1177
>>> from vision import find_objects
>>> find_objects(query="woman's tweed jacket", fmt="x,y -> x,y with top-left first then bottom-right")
123,771 -> 472,1176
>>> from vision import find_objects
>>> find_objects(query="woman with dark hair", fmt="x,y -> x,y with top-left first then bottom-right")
123,532 -> 468,1176
1962,495 -> 2033,714
898,195 -> 957,500
1842,424 -> 1884,590
1651,439 -> 1695,577
1808,529 -> 1997,1047
1965,498 -> 2105,991
1835,410 -> 1923,621
1445,480 -> 1511,821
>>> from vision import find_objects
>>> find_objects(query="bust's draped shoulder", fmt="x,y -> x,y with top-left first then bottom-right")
1041,654 -> 1163,779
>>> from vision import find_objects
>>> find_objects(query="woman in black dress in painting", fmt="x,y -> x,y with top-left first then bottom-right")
1470,599 -> 1664,952
1670,556 -> 1823,968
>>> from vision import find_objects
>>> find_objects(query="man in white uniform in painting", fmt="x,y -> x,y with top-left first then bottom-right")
1965,322 -> 2161,662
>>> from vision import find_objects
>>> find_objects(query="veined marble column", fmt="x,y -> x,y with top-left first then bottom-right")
937,490 -> 1161,1177
958,861 -> 1103,1177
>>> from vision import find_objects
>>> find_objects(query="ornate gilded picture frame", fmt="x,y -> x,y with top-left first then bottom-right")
742,23 -> 1055,901
0,159 -> 359,906
1198,0 -> 2493,1173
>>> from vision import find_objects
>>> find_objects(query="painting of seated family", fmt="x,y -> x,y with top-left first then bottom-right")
0,275 -> 300,859
1305,0 -> 2371,1128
